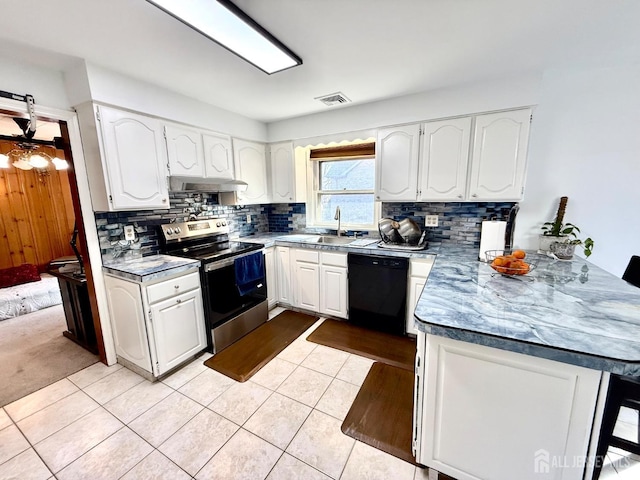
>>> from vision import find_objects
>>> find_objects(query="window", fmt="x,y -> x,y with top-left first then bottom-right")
306,142 -> 380,230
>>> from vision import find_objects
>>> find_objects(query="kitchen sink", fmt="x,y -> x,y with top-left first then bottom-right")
313,236 -> 355,245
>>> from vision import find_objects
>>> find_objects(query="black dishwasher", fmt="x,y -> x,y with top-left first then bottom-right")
347,253 -> 409,336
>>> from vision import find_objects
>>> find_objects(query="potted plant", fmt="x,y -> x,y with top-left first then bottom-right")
540,196 -> 594,259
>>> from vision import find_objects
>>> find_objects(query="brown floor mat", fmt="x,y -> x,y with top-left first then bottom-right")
204,310 -> 318,382
342,362 -> 417,464
306,319 -> 416,371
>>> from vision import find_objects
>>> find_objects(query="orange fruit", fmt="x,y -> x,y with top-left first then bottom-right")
493,256 -> 506,267
513,250 -> 526,259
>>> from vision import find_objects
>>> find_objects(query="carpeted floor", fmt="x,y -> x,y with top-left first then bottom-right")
0,305 -> 99,407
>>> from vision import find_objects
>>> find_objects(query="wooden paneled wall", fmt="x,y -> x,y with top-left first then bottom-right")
0,140 -> 76,271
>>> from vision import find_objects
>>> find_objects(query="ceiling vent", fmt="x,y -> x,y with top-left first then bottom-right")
315,92 -> 351,107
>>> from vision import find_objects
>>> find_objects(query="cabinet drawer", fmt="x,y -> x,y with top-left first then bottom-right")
147,271 -> 201,304
295,249 -> 319,263
320,252 -> 347,267
410,258 -> 434,278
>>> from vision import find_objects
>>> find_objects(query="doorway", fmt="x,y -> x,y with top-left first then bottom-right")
0,111 -> 105,406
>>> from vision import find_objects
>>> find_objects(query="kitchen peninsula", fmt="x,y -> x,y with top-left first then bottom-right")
412,248 -> 640,480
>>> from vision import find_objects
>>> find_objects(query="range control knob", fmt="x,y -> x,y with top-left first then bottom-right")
174,227 -> 181,234
222,221 -> 227,226
166,228 -> 174,235
216,222 -> 221,227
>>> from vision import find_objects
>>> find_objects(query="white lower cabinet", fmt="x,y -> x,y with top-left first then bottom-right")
276,246 -> 292,305
414,334 -> 603,480
293,249 -> 320,312
264,247 -> 277,309
406,258 -> 434,334
104,269 -> 206,377
289,248 -> 348,319
319,252 -> 348,319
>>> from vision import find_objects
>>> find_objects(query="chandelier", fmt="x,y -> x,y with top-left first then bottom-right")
0,111 -> 68,171
0,143 -> 68,171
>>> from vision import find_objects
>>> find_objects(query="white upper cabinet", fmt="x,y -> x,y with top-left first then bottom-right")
418,117 -> 472,201
165,125 -> 233,180
269,141 -> 295,203
165,124 -> 205,177
468,109 -> 531,201
233,138 -> 270,204
375,124 -> 421,201
96,105 -> 169,210
203,132 -> 234,180
375,108 -> 531,203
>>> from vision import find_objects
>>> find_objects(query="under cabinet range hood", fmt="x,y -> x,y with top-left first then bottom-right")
169,176 -> 248,193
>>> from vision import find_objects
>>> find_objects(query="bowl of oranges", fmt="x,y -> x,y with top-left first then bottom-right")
485,249 -> 535,276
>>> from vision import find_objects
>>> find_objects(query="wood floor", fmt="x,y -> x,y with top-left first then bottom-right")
204,310 -> 318,382
305,319 -> 416,371
342,362 -> 417,464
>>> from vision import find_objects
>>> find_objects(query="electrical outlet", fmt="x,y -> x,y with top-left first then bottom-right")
124,225 -> 136,241
425,215 -> 439,227
246,214 -> 251,224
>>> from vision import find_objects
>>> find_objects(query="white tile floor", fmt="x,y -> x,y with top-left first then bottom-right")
0,309 -> 428,480
2,307 -> 639,480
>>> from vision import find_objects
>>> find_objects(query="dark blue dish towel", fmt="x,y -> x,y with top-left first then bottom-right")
235,252 -> 265,296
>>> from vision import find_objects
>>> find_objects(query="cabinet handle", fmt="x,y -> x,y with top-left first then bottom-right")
471,193 -> 478,198
162,198 -> 167,202
457,194 -> 463,198
174,285 -> 180,289
176,299 -> 182,304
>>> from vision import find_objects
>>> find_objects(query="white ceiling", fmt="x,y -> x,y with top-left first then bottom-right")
0,0 -> 638,123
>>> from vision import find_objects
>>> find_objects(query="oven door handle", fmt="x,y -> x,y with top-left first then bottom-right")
204,249 -> 264,272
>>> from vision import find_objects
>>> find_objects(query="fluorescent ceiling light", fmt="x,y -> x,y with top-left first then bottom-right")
147,0 -> 302,74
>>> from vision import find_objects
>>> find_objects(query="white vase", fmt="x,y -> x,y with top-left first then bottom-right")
550,242 -> 576,260
538,234 -> 561,253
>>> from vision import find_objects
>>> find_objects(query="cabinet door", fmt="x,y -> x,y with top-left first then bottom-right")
418,335 -> 602,480
165,124 -> 205,177
97,106 -> 169,210
375,124 -> 421,201
294,261 -> 320,312
320,265 -> 347,318
419,117 -> 471,201
264,247 -> 277,309
233,138 -> 270,204
203,132 -> 234,179
150,288 -> 206,375
269,142 -> 295,203
276,247 -> 292,305
103,275 -> 152,372
468,109 -> 531,201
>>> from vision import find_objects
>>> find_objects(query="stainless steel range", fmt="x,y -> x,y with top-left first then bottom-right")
158,219 -> 268,353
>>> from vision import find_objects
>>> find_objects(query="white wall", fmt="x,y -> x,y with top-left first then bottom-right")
267,74 -> 541,142
269,67 -> 638,276
66,63 -> 267,141
515,65 -> 640,277
0,55 -> 71,110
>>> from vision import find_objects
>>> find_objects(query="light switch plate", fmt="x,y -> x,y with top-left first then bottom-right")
425,215 -> 439,227
124,225 -> 136,241
246,214 -> 251,224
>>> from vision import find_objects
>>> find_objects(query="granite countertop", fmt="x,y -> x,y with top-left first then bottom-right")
102,254 -> 200,283
414,247 -> 640,374
239,232 -> 439,259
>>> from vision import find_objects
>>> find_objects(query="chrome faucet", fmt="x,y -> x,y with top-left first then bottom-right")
334,206 -> 342,236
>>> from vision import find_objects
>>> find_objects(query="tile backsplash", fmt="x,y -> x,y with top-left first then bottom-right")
382,201 -> 516,246
95,192 -> 268,260
95,195 -> 515,260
